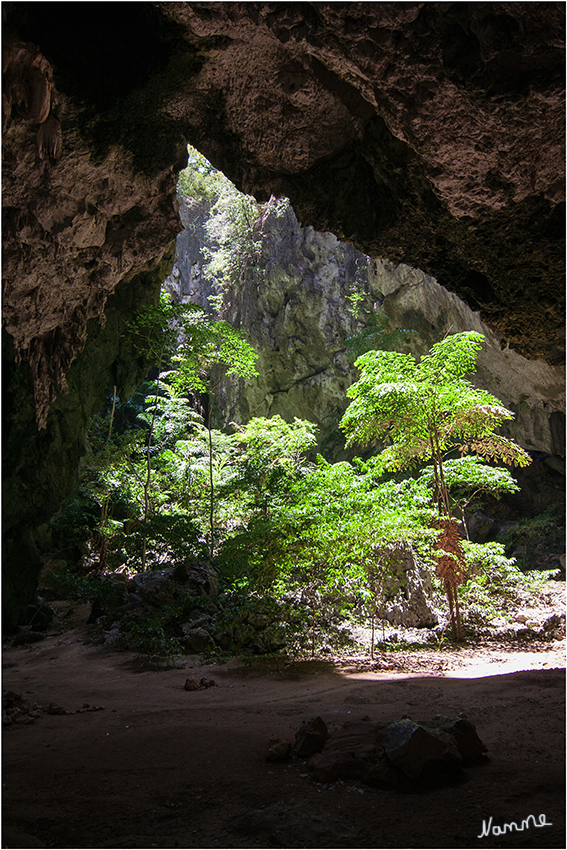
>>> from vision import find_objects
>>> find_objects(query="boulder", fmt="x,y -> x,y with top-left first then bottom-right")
266,738 -> 292,762
541,613 -> 566,639
308,721 -> 396,786
465,512 -> 496,545
378,547 -> 439,629
182,627 -> 214,653
421,716 -> 488,764
127,562 -> 219,610
173,559 -> 218,599
129,568 -> 178,606
379,719 -> 461,780
293,716 -> 329,758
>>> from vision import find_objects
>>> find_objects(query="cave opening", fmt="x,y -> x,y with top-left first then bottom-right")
2,4 -> 565,847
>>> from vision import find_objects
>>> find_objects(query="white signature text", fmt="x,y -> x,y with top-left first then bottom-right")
478,813 -> 553,838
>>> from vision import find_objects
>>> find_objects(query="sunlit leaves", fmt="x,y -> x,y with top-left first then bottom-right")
340,330 -> 532,639
171,313 -> 258,394
341,331 -> 531,474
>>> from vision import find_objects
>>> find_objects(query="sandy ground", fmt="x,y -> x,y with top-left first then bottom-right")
2,604 -> 565,850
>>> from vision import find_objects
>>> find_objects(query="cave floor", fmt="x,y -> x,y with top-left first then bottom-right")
2,607 -> 565,849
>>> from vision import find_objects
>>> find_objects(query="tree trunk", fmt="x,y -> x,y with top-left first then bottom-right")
207,403 -> 214,559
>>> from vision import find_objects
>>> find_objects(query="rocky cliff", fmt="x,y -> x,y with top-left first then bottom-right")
2,2 -> 564,628
167,195 -> 566,467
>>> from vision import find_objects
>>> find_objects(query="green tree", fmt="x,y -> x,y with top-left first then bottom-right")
418,456 -> 520,540
168,309 -> 258,557
126,291 -> 258,562
340,331 -> 531,639
233,415 -> 318,507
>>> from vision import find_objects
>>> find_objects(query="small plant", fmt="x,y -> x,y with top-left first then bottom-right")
122,618 -> 183,657
44,566 -> 123,608
345,306 -> 418,362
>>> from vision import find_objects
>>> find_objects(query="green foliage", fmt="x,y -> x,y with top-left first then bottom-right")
170,312 -> 258,395
341,332 -> 531,477
123,619 -> 182,657
420,456 -> 520,501
177,145 -> 291,293
177,145 -> 260,291
418,456 -> 520,537
234,415 -> 318,486
176,145 -> 222,203
49,487 -> 101,549
459,541 -> 558,629
45,567 -> 123,607
217,451 -> 437,649
203,183 -> 261,291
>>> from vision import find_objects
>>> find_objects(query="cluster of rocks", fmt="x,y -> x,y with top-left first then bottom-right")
86,565 -> 289,656
26,545 -> 565,657
490,613 -> 566,643
3,691 -> 105,726
267,714 -> 487,790
184,676 -> 216,691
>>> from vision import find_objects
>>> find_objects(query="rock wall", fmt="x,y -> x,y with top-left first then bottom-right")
160,2 -> 566,365
2,254 -> 172,631
2,2 -> 565,428
166,198 -> 565,464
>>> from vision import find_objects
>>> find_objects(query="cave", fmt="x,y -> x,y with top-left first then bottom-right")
2,3 -> 565,848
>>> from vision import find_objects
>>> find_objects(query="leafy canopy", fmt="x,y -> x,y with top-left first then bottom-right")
340,331 -> 531,475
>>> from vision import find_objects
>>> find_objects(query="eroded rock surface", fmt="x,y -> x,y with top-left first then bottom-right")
3,2 -> 565,419
306,713 -> 487,787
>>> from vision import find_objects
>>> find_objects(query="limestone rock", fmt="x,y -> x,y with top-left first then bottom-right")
182,628 -> 214,654
46,702 -> 68,716
422,715 -> 488,764
293,716 -> 329,757
128,562 -> 218,610
380,719 -> 462,780
465,512 -> 496,545
376,547 -> 439,629
308,721 -> 394,786
266,738 -> 292,762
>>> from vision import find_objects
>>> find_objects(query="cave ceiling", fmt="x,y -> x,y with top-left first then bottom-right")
2,1 -> 565,426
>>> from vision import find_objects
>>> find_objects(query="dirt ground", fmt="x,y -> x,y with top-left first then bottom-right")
2,590 -> 565,850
